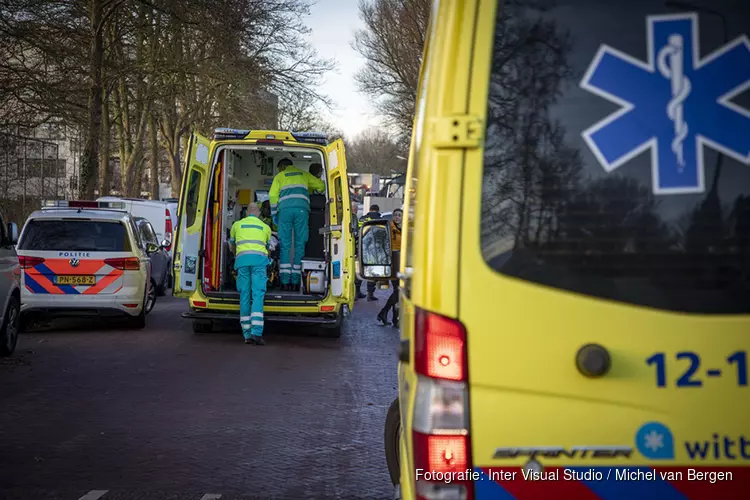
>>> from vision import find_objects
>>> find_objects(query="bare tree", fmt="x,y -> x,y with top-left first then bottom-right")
352,0 -> 430,138
346,128 -> 404,176
1,0 -> 335,200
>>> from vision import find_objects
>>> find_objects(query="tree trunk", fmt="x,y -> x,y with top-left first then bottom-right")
79,0 -> 104,198
99,94 -> 111,196
149,114 -> 159,199
168,151 -> 181,197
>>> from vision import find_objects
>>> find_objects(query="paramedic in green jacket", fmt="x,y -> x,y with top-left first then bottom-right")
230,202 -> 271,345
270,158 -> 325,291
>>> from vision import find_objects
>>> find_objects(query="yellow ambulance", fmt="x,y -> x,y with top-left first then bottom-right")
173,129 -> 356,337
358,0 -> 750,499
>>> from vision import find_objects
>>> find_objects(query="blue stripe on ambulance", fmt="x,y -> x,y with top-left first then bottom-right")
569,466 -> 688,500
474,469 -> 516,499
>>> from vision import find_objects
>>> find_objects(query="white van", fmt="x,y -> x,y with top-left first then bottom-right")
97,197 -> 175,253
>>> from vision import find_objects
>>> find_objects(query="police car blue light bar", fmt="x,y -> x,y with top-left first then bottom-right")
213,128 -> 250,139
42,200 -> 125,209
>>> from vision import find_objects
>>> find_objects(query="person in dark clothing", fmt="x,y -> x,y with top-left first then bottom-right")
377,208 -> 402,327
356,204 -> 382,300
309,162 -> 323,179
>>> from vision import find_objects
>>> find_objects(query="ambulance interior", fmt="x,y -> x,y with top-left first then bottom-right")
202,146 -> 329,297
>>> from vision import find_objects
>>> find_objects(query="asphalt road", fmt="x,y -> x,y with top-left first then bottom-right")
0,289 -> 400,500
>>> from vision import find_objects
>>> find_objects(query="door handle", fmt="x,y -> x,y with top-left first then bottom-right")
397,267 -> 413,280
398,339 -> 410,363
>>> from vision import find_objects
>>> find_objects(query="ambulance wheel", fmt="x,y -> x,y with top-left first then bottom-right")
384,397 -> 401,485
193,320 -> 213,334
319,314 -> 342,338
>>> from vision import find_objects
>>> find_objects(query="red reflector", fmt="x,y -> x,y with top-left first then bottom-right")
19,256 -> 45,269
256,139 -> 285,145
104,257 -> 140,270
123,303 -> 139,308
68,201 -> 98,208
193,301 -> 207,307
415,308 -> 467,381
413,430 -> 471,474
320,305 -> 335,312
165,208 -> 173,251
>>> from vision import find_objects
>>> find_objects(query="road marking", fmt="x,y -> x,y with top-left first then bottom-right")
200,495 -> 222,500
78,491 -> 108,500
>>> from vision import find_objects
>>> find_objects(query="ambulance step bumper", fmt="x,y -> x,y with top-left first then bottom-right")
181,310 -> 338,325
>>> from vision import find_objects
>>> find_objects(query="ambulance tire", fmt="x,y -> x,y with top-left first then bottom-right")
384,397 -> 401,485
192,320 -> 213,334
319,314 -> 343,338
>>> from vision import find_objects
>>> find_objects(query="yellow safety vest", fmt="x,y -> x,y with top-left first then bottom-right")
230,216 -> 271,257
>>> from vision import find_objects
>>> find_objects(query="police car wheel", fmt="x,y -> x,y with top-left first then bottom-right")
145,279 -> 157,314
384,397 -> 401,485
0,296 -> 20,357
124,290 -> 147,329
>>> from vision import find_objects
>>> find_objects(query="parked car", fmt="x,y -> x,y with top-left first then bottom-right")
134,217 -> 171,308
0,210 -> 20,357
18,200 -> 151,329
97,196 -> 175,253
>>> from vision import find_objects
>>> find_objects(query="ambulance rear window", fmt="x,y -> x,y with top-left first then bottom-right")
479,0 -> 750,314
19,220 -> 131,252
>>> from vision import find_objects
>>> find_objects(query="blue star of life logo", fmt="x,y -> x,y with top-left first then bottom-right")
580,13 -> 750,194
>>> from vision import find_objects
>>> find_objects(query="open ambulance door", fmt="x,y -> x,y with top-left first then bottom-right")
325,139 -> 354,308
173,132 -> 211,298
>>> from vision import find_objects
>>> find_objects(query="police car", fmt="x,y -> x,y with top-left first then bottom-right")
16,200 -> 152,330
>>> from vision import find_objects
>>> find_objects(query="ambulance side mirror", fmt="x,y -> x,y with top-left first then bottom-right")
357,220 -> 395,281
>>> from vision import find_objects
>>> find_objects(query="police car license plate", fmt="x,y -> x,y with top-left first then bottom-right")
55,275 -> 95,286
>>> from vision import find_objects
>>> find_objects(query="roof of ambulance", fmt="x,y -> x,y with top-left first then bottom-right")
27,208 -> 133,222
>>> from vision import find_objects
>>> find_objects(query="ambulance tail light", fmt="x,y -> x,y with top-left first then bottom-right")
104,257 -> 140,270
414,308 -> 467,382
412,308 -> 473,500
165,208 -> 173,251
19,256 -> 45,269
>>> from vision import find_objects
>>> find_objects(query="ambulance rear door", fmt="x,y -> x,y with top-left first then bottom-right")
173,132 -> 211,297
324,138 -> 353,307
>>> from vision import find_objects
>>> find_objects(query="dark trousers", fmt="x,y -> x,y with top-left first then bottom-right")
381,279 -> 399,318
356,278 -> 376,295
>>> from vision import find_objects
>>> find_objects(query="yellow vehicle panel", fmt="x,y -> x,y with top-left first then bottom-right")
395,0 -> 750,499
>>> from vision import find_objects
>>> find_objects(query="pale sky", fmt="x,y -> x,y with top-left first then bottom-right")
305,0 -> 381,138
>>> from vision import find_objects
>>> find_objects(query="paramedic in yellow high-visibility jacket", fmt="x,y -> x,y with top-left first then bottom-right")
230,202 -> 271,345
269,158 -> 325,291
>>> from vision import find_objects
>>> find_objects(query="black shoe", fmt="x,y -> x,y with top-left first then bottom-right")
392,314 -> 399,328
281,284 -> 289,291
356,292 -> 366,299
377,310 -> 390,325
293,284 -> 300,292
251,335 -> 265,345
367,294 -> 378,301
244,338 -> 253,344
